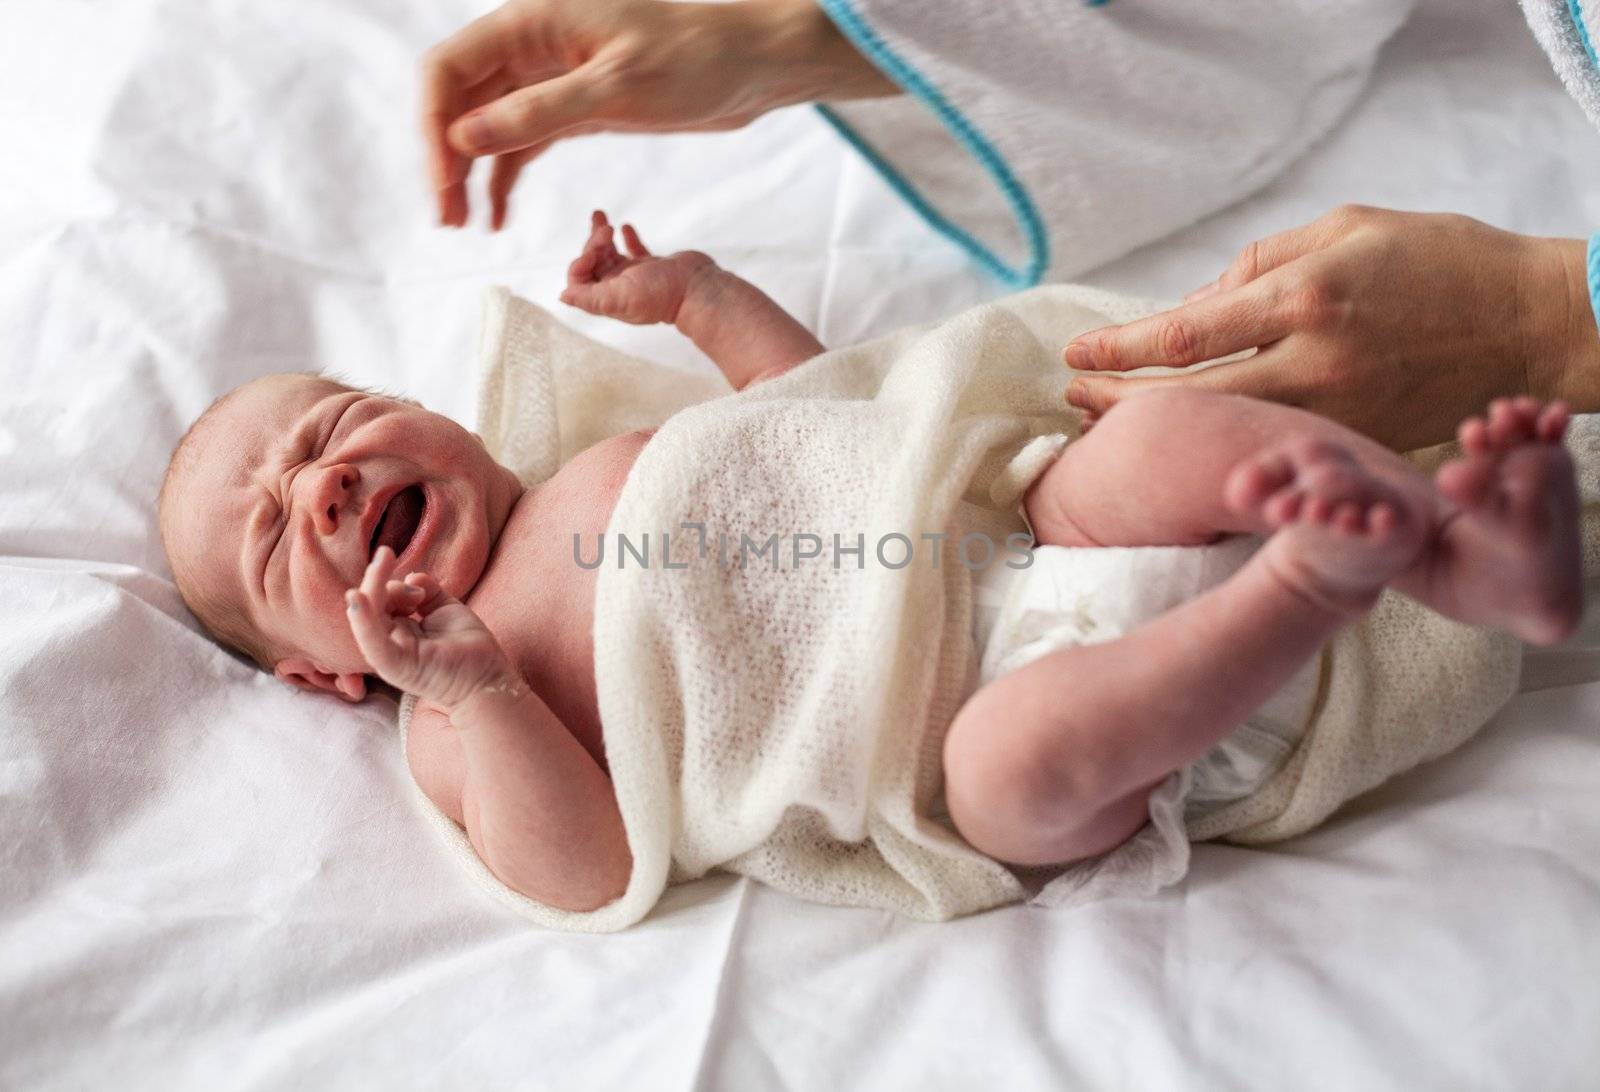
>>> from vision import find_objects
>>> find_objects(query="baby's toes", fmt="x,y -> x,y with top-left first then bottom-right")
1296,457 -> 1366,507
1366,501 -> 1402,540
1485,397 -> 1538,451
1457,414 -> 1492,457
1301,490 -> 1341,526
1535,401 -> 1571,445
1331,500 -> 1367,534
1285,437 -> 1352,469
1436,454 -> 1497,509
1495,448 -> 1567,538
1263,487 -> 1305,526
1223,451 -> 1295,517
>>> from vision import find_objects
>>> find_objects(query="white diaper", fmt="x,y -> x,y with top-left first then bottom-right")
969,535 -> 1321,907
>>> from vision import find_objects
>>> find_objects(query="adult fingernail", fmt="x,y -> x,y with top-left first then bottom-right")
1065,342 -> 1095,370
1065,380 -> 1088,408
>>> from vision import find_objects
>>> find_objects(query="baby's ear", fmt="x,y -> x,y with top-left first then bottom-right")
274,658 -> 368,703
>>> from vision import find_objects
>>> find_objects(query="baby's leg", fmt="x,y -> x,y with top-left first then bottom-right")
947,448 -> 1429,867
949,395 -> 1581,867
1024,387 -> 1432,549
1030,389 -> 1581,642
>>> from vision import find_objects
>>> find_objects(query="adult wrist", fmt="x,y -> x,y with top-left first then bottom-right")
1550,235 -> 1600,411
729,0 -> 898,107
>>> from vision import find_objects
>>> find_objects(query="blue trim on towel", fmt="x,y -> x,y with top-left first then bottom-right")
1586,232 -> 1600,339
1569,0 -> 1599,66
813,0 -> 1050,288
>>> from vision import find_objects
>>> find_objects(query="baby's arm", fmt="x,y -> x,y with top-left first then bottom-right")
561,210 -> 824,389
347,547 -> 630,912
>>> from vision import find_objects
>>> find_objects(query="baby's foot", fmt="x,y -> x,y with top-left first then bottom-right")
1225,438 -> 1427,614
1431,398 -> 1582,645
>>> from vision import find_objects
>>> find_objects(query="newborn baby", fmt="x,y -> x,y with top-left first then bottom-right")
160,212 -> 1584,916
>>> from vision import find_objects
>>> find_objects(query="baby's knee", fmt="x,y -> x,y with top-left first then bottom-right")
943,698 -> 1116,866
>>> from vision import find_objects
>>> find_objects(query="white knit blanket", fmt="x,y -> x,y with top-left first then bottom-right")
399,287 -> 1599,932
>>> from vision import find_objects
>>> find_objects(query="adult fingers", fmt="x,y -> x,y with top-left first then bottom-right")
419,11 -> 516,223
447,67 -> 609,158
1188,205 -> 1373,298
1065,352 -> 1296,416
487,142 -> 551,231
1064,281 -> 1294,372
1212,220 -> 1336,293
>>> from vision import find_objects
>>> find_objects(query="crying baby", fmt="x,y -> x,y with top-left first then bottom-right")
158,212 -> 1583,927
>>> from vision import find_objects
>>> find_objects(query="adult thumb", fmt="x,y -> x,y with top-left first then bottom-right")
447,71 -> 605,157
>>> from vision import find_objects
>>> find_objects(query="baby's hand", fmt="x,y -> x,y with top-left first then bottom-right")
346,546 -> 516,712
560,210 -> 716,326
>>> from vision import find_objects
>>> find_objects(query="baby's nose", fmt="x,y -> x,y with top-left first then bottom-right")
309,464 -> 360,536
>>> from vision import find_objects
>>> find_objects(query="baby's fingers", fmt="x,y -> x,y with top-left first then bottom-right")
360,546 -> 400,607
385,578 -> 428,614
621,223 -> 650,258
345,588 -> 414,678
401,571 -> 457,618
569,211 -> 616,280
560,280 -> 629,317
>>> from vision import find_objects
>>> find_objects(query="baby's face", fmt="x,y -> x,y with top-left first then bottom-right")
167,375 -> 522,682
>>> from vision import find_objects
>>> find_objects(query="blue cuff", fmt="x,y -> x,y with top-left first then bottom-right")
1587,231 -> 1600,337
814,0 -> 1050,288
1569,0 -> 1598,66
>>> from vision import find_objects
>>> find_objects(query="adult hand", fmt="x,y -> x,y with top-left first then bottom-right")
1063,206 -> 1600,450
419,0 -> 897,230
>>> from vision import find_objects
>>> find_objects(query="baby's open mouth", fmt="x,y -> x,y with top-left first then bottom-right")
369,484 -> 426,560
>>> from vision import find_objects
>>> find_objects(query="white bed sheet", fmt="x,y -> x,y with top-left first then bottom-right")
3,0 -> 1598,1087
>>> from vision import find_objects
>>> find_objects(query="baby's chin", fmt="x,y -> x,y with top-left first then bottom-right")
347,463 -> 518,617
421,476 -> 506,601
458,460 -> 524,587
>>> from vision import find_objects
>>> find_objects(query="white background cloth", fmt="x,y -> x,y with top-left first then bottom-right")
3,0 -> 1599,1087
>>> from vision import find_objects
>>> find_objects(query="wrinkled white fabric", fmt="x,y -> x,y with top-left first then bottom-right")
12,0 -> 1600,1083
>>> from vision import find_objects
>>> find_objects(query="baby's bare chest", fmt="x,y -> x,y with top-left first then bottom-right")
465,432 -> 650,759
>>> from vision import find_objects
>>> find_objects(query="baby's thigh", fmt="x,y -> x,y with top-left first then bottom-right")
1025,387 -> 1411,548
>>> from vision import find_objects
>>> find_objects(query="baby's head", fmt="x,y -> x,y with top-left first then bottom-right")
159,373 -> 522,700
